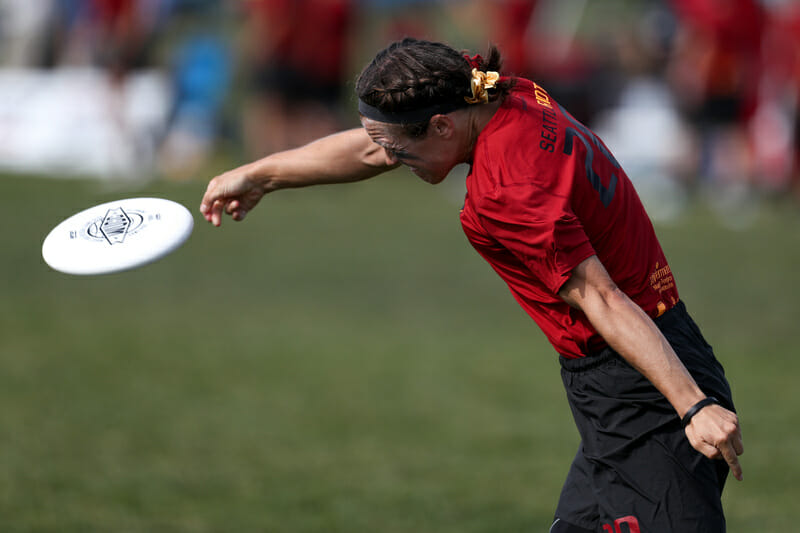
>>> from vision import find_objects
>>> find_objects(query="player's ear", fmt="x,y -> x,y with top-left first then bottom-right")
429,114 -> 455,139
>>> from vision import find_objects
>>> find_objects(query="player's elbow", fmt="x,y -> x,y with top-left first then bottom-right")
595,284 -> 629,313
559,257 -> 621,311
565,282 -> 623,313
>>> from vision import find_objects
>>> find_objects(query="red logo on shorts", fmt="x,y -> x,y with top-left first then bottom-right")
602,515 -> 641,533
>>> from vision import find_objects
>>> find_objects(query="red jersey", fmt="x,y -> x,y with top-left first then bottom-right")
460,79 -> 679,359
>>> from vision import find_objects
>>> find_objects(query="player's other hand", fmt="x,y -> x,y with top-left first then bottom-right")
684,403 -> 744,481
200,164 -> 267,226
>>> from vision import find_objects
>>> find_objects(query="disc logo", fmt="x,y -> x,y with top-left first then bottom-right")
86,207 -> 146,245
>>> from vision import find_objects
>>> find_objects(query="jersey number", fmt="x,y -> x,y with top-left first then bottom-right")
559,103 -> 619,207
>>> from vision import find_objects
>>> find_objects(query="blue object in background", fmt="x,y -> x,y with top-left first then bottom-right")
170,33 -> 230,140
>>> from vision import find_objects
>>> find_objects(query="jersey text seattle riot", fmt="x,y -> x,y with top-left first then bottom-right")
534,83 -> 558,153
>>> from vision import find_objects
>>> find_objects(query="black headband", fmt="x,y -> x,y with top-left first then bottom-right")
357,98 -> 468,124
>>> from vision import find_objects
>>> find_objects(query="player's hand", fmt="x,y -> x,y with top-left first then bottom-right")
200,164 -> 267,226
684,403 -> 744,481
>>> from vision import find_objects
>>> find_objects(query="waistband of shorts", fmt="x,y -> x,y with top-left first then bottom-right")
559,348 -> 619,372
559,300 -> 687,372
652,299 -> 686,329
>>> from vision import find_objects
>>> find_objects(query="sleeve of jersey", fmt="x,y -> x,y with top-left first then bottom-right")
477,186 -> 597,295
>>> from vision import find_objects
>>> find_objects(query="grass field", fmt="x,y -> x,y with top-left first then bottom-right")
1,169 -> 799,531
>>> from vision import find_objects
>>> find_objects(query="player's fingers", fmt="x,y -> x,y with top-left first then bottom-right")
211,199 -> 225,227
200,178 -> 221,214
201,202 -> 214,223
714,411 -> 743,457
696,440 -> 721,460
686,425 -> 723,460
718,442 -> 743,481
232,209 -> 247,221
732,423 -> 744,456
225,200 -> 240,215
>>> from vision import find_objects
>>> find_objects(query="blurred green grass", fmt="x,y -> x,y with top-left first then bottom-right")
1,171 -> 798,531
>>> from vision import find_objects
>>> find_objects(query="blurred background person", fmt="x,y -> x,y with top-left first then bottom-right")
41,0 -> 169,76
239,0 -> 356,159
747,0 -> 800,199
666,0 -> 764,200
157,2 -> 233,180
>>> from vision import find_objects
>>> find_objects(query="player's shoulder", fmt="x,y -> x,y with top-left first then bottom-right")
474,125 -> 564,194
479,78 -> 565,156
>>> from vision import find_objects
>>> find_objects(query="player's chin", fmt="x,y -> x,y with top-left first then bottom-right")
415,170 -> 447,185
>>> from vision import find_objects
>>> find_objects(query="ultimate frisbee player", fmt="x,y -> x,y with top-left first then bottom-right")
200,39 -> 743,532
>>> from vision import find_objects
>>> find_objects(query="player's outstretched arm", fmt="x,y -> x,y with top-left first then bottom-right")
559,255 -> 744,481
200,128 -> 397,226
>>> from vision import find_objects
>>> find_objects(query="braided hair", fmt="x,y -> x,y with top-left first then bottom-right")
356,38 -> 513,138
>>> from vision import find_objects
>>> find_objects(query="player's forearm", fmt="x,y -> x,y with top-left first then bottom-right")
247,128 -> 396,192
581,288 -> 706,418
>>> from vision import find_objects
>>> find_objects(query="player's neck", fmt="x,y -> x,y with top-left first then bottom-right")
463,98 -> 503,161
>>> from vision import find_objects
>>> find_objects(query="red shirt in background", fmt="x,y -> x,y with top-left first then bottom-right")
243,0 -> 353,85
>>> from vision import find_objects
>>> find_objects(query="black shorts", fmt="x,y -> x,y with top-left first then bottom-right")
251,63 -> 342,107
552,301 -> 735,533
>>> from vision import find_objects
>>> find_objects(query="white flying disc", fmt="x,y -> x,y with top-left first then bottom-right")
42,197 -> 194,275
